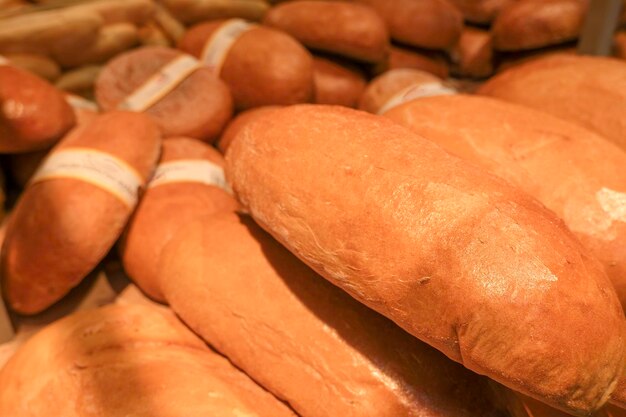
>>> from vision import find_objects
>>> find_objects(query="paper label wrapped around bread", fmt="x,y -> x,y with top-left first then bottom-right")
117,54 -> 201,112
30,148 -> 143,207
148,159 -> 230,192
378,82 -> 458,115
200,19 -> 255,74
65,94 -> 99,111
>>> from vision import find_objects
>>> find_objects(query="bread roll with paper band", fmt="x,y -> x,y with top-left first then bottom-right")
0,303 -> 297,417
160,212 -> 504,417
448,0 -> 515,24
478,54 -> 626,152
492,0 -> 586,51
120,137 -> 238,302
353,0 -> 462,50
373,44 -> 449,79
263,1 -> 389,63
0,61 -> 75,153
312,56 -> 366,108
451,27 -> 494,79
218,106 -> 280,154
178,19 -> 314,110
1,111 -> 161,315
358,68 -> 456,114
383,94 -> 626,312
96,46 -> 233,143
160,0 -> 269,25
2,53 -> 60,81
225,104 -> 626,415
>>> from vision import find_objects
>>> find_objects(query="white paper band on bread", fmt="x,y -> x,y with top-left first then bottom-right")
65,94 -> 99,111
200,19 -> 254,74
117,54 -> 200,112
597,188 -> 626,223
377,82 -> 458,115
148,160 -> 230,192
31,148 -> 143,207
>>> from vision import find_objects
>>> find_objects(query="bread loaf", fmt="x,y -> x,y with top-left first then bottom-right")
0,303 -> 297,416
160,0 -> 269,25
178,19 -> 314,110
312,56 -> 366,108
160,212 -> 504,417
120,137 -> 238,302
0,63 -> 75,153
2,112 -> 161,314
384,94 -> 626,311
451,27 -> 493,79
96,46 -> 233,142
492,0 -> 586,50
2,53 -> 60,81
448,0 -> 515,23
479,54 -> 626,152
218,106 -> 280,154
353,0 -> 462,50
225,104 -> 626,415
373,44 -> 449,79
263,1 -> 389,63
70,0 -> 154,26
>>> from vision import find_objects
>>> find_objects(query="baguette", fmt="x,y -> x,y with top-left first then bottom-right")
0,303 -> 297,416
448,0 -> 515,23
2,53 -> 60,81
312,56 -> 366,108
153,3 -> 186,43
384,94 -> 626,311
224,104 -> 626,415
160,0 -> 269,25
160,212 -> 504,417
178,19 -> 314,110
218,106 -> 280,154
479,54 -> 626,151
353,0 -> 462,50
96,46 -> 233,142
450,27 -> 493,79
69,0 -> 154,26
120,137 -> 238,302
373,44 -> 449,79
0,63 -> 75,153
263,1 -> 389,63
1,112 -> 161,314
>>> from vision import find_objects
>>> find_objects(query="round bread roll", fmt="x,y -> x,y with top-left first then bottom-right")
1,111 -> 161,314
0,63 -> 75,153
312,56 -> 366,108
96,46 -> 233,143
218,106 -> 280,154
263,1 -> 389,63
451,27 -> 494,79
492,0 -> 586,51
373,44 -> 449,78
178,19 -> 314,110
120,137 -> 239,302
354,0 -> 462,50
448,0 -> 515,23
2,53 -> 61,81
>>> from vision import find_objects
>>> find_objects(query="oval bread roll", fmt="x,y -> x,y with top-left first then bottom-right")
384,94 -> 626,311
0,64 -> 75,153
178,20 -> 314,110
479,54 -> 626,151
263,1 -> 389,63
160,0 -> 269,25
1,111 -> 161,314
217,106 -> 280,154
492,0 -> 586,51
0,303 -> 297,417
120,137 -> 239,302
373,44 -> 450,79
451,27 -> 494,79
354,0 -> 462,50
448,0 -> 515,23
96,46 -> 233,142
160,212 -> 504,417
225,105 -> 626,415
312,56 -> 366,108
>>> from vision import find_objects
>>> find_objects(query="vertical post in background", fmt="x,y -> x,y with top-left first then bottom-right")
578,0 -> 623,55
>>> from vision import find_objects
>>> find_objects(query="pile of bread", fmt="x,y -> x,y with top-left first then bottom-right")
1,0 -> 626,416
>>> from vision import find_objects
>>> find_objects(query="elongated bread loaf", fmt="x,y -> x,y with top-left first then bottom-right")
448,0 -> 514,23
312,56 -> 366,108
384,94 -> 626,311
0,303 -> 297,416
160,0 -> 269,25
451,27 -> 493,79
96,46 -> 233,142
263,1 -> 389,63
479,54 -> 626,152
160,212 -> 504,417
120,137 -> 238,301
373,44 -> 449,78
218,106 -> 280,153
224,104 -> 626,415
2,112 -> 161,314
0,63 -> 75,153
178,19 -> 314,110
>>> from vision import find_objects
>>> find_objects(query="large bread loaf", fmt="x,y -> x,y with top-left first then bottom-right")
1,112 -> 161,314
0,303 -> 297,416
224,104 -> 626,415
479,54 -> 626,151
160,212 -> 504,417
120,137 -> 238,302
384,94 -> 626,311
